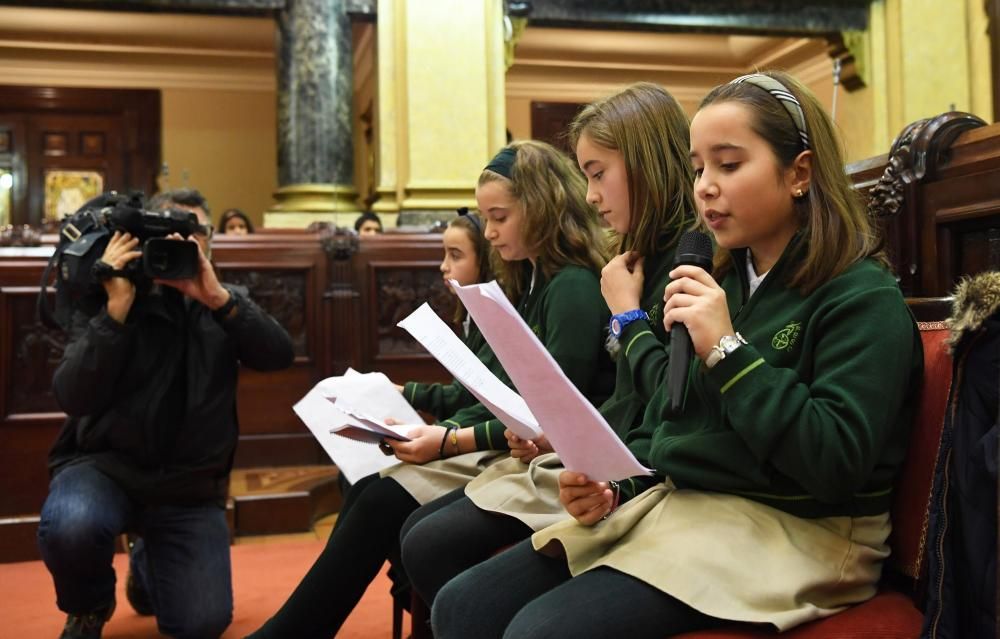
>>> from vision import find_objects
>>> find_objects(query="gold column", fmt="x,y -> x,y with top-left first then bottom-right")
373,0 -> 506,221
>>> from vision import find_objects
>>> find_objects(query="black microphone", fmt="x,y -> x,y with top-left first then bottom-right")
666,230 -> 714,416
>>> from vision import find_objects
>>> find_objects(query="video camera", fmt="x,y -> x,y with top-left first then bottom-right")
78,191 -> 204,282
104,192 -> 204,280
38,191 -> 210,330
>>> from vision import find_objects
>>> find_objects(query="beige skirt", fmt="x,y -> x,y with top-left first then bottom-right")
465,452 -> 569,531
532,484 -> 891,631
381,450 -> 507,505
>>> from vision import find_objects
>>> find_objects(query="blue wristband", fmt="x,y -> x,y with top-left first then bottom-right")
609,309 -> 648,339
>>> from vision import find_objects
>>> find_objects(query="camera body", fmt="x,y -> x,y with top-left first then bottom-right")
40,191 -> 208,330
104,193 -> 202,280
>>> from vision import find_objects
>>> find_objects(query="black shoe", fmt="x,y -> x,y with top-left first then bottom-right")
59,598 -> 115,639
124,536 -> 154,616
125,570 -> 154,616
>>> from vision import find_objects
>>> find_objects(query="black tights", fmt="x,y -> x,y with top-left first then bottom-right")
433,539 -> 726,639
246,474 -> 418,639
400,489 -> 532,606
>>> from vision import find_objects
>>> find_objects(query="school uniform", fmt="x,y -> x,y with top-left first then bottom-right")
384,264 -> 613,505
464,247 -> 677,530
531,240 -> 923,630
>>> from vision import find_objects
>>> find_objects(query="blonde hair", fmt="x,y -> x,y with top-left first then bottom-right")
479,140 -> 608,301
567,82 -> 695,257
698,70 -> 887,292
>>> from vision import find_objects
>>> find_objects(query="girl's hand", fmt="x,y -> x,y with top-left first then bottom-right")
601,252 -> 644,315
99,231 -> 143,323
505,430 -> 552,463
558,471 -> 614,526
662,264 -> 734,359
385,424 -> 447,464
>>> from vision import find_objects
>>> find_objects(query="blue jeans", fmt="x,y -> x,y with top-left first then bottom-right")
37,462 -> 233,639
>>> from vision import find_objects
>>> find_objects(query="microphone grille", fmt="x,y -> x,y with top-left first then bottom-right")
676,231 -> 712,262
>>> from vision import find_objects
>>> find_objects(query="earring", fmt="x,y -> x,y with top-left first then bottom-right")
794,188 -> 805,198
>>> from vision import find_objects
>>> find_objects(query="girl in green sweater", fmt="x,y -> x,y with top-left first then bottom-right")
247,140 -> 612,639
432,71 -> 922,639
400,82 -> 696,609
398,210 -> 494,420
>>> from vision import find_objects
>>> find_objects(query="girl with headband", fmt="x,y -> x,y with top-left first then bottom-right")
248,140 -> 613,639
431,70 -> 922,639
400,82 -> 696,614
394,208 -> 494,420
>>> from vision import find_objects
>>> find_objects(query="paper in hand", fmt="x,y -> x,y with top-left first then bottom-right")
450,280 -> 652,482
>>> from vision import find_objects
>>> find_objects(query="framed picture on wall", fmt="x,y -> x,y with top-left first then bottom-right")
43,169 -> 104,221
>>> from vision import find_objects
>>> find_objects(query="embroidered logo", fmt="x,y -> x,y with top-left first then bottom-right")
772,321 -> 801,351
647,302 -> 661,324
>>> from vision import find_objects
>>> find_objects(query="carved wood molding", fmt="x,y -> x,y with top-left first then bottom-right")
309,222 -> 359,262
867,112 -> 988,220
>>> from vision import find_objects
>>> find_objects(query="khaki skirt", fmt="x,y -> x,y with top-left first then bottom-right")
381,450 -> 507,505
532,484 -> 891,631
465,452 -> 570,531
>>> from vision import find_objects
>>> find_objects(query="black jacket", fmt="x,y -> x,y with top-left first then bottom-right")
921,272 -> 999,639
48,285 -> 295,506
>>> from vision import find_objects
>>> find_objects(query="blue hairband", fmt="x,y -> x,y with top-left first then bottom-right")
730,73 -> 810,150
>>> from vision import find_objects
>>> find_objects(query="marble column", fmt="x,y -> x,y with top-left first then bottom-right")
265,0 -> 360,228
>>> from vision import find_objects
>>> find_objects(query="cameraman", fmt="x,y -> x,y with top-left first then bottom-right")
38,189 -> 294,639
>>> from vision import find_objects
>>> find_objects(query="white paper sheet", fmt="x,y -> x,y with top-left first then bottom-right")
451,280 -> 653,482
292,387 -> 401,484
292,371 -> 430,482
397,304 -> 542,439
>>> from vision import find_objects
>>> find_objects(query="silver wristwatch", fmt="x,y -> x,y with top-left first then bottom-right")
704,333 -> 747,369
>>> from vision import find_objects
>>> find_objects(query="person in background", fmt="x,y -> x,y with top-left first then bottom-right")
37,188 -> 294,639
355,211 -> 383,236
217,207 -> 255,235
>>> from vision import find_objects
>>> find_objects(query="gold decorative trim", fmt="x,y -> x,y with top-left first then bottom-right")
268,183 -> 360,214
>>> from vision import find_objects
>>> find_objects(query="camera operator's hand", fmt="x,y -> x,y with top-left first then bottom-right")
155,233 -> 232,315
100,231 -> 142,324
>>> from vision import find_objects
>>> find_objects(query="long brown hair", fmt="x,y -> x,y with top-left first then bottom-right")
479,140 -> 608,301
447,212 -> 492,323
567,82 -> 695,257
698,70 -> 887,292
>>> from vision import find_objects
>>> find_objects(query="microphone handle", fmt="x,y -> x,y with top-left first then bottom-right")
667,323 -> 692,415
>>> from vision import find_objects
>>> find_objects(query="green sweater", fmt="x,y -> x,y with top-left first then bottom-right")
598,246 -> 677,502
402,320 -> 490,421
625,241 -> 923,518
448,265 -> 613,451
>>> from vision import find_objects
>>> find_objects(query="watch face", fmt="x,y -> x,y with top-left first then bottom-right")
610,318 -> 622,337
719,335 -> 742,353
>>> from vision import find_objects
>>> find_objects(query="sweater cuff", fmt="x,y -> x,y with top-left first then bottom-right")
403,381 -> 424,408
618,320 -> 658,360
704,343 -> 766,395
472,420 -> 507,451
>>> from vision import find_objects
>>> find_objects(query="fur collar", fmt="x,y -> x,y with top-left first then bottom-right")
947,271 -> 1000,349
